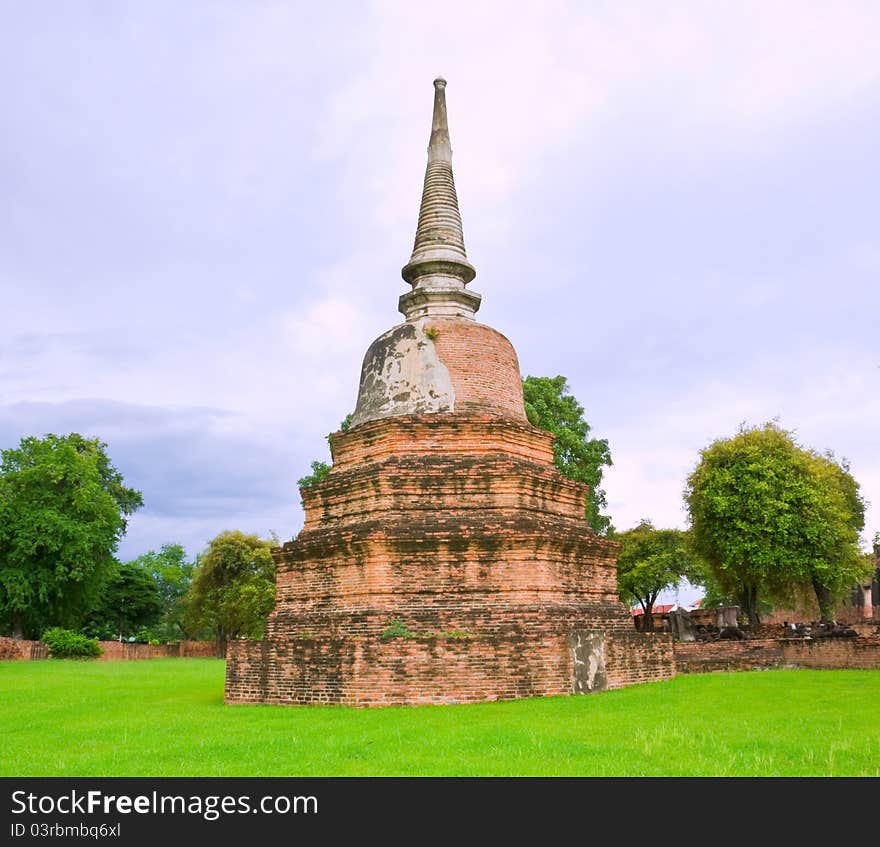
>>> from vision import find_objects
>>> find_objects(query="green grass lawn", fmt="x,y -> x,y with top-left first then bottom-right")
1,660 -> 878,776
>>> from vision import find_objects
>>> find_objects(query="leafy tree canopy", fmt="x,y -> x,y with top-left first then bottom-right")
616,520 -> 696,630
183,530 -> 275,655
684,421 -> 867,626
82,560 -> 164,641
297,413 -> 354,496
297,460 -> 332,491
523,375 -> 613,534
125,543 -> 196,640
0,433 -> 143,638
130,543 -> 193,608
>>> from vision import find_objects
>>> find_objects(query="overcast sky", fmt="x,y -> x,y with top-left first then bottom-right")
2,2 -> 878,594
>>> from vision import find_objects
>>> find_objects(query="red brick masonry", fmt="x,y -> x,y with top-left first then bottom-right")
0,638 -> 216,661
226,414 -> 675,706
674,638 -> 880,674
429,319 -> 528,422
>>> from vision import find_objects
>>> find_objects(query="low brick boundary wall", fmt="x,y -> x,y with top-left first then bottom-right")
674,639 -> 783,673
674,637 -> 880,674
98,640 -> 218,660
0,637 -> 35,660
0,637 -> 217,660
781,638 -> 880,669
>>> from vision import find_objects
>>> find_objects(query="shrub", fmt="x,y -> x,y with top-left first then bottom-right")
81,622 -> 117,641
41,628 -> 102,659
134,628 -> 162,645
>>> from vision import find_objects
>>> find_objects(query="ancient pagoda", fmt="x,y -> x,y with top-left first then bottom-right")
225,78 -> 674,706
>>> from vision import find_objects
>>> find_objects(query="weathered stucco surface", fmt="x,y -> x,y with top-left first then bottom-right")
351,320 -> 454,426
351,316 -> 528,427
570,630 -> 608,693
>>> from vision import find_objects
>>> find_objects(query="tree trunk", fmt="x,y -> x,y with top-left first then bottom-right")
739,585 -> 760,629
643,602 -> 655,632
215,628 -> 227,659
12,611 -> 24,640
812,578 -> 836,624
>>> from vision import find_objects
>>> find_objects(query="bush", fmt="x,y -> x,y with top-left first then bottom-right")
81,622 -> 117,642
41,628 -> 102,659
134,628 -> 162,645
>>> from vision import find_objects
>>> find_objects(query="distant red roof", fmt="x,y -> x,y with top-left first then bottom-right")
631,604 -> 676,616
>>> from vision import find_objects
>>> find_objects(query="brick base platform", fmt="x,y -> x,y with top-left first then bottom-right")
224,415 -> 675,706
226,630 -> 674,706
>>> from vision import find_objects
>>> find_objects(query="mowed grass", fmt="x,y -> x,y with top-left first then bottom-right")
1,660 -> 878,776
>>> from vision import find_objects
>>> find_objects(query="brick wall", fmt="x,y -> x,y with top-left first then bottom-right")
781,638 -> 880,669
674,638 -> 880,673
835,605 -> 879,624
0,637 -> 216,661
96,640 -> 217,660
0,637 -> 34,660
301,455 -> 588,531
429,319 -> 527,421
674,640 -> 785,673
606,632 -> 676,688
226,631 -> 673,707
761,602 -> 879,626
761,601 -> 820,625
328,416 -> 555,473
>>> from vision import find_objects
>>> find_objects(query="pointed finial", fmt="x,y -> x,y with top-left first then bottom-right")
399,77 -> 481,321
428,78 -> 451,163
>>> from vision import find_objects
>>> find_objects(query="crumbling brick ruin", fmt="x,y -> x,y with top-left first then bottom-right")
224,78 -> 674,706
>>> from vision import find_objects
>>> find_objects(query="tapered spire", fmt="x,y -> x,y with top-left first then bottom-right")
400,77 -> 481,321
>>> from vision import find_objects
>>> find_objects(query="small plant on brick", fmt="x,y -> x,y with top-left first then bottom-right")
421,629 -> 473,639
441,629 -> 472,639
424,326 -> 439,341
380,619 -> 415,640
41,628 -> 102,659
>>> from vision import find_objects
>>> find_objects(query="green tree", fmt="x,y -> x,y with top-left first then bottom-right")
183,530 -> 275,656
82,561 -> 164,641
685,422 -> 867,627
682,548 -> 778,622
297,413 -> 354,496
0,433 -> 143,638
804,452 -> 870,621
523,375 -> 613,534
616,520 -> 695,631
297,460 -> 331,490
127,543 -> 195,640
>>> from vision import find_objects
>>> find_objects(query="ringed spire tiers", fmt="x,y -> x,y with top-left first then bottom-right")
399,77 -> 481,321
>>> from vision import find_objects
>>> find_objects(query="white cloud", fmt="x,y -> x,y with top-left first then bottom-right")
2,2 -> 877,559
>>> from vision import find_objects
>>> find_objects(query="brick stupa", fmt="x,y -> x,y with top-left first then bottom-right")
225,79 -> 674,706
